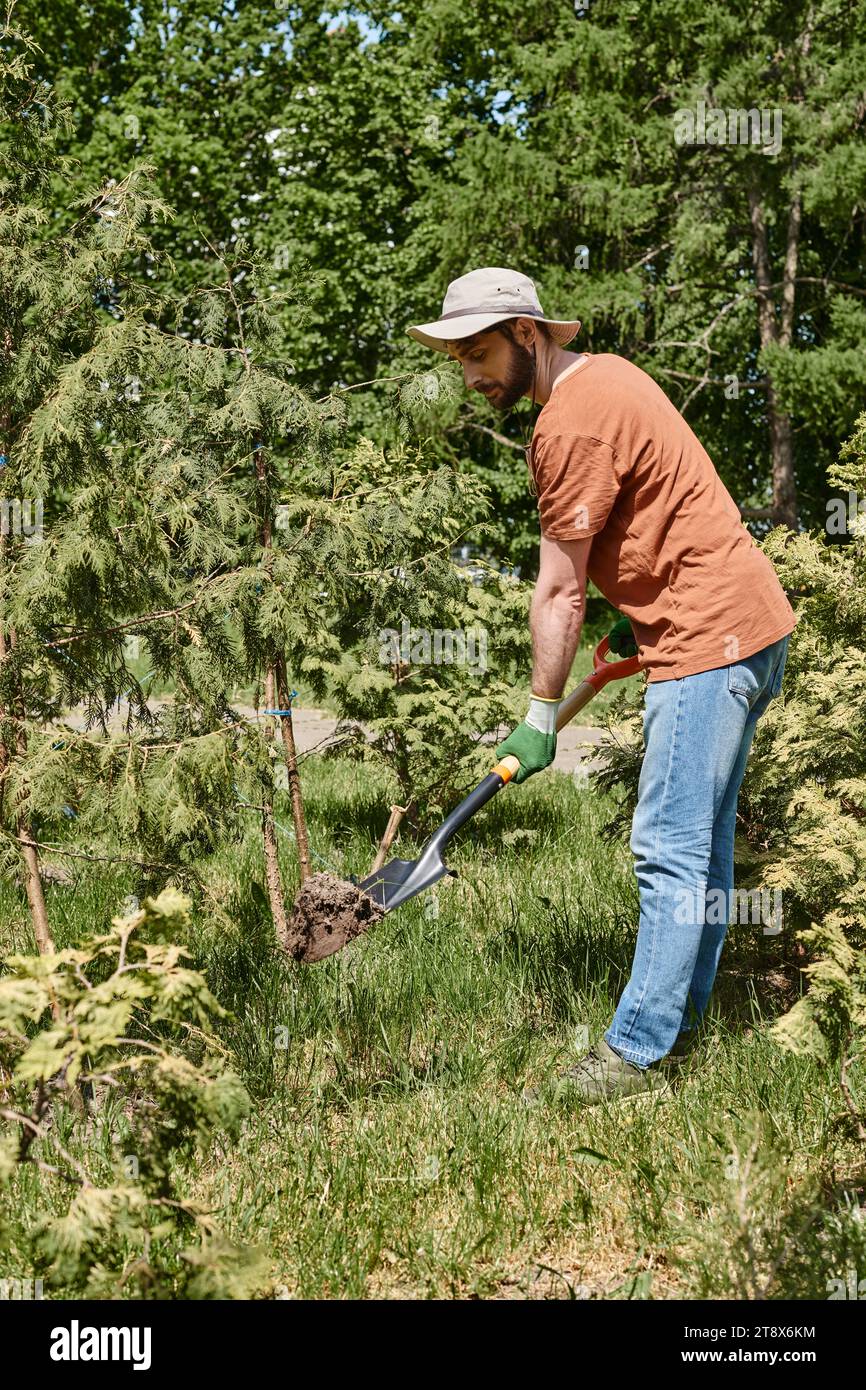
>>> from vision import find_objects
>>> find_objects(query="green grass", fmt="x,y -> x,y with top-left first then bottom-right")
2,757 -> 864,1299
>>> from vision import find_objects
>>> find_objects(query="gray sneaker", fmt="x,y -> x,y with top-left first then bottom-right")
522,1037 -> 671,1107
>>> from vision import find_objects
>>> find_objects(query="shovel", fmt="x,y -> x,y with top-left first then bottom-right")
353,634 -> 640,915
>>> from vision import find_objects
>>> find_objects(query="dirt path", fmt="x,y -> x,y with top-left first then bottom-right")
286,706 -> 610,777
60,701 -> 614,779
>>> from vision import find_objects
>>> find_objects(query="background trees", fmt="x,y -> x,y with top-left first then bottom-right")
14,0 -> 866,574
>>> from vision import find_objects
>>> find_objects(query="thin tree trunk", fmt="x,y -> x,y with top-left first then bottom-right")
261,664 -> 290,944
0,720 -> 56,959
746,4 -> 814,532
251,437 -> 312,898
16,823 -> 54,955
13,668 -> 54,955
748,185 -> 799,530
275,654 -> 311,883
0,536 -> 54,955
369,803 -> 409,875
253,443 -> 291,941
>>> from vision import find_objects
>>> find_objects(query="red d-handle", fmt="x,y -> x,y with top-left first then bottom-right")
585,634 -> 641,692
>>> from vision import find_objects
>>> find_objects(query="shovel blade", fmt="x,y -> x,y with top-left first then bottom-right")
357,843 -> 457,914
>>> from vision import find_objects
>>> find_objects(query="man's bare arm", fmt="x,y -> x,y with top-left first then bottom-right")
530,534 -> 593,698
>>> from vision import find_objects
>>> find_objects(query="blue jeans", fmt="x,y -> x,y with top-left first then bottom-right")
604,634 -> 791,1068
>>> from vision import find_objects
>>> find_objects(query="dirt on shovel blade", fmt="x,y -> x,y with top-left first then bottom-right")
285,871 -> 385,963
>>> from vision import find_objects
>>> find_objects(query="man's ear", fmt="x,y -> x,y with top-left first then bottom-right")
512,317 -> 538,351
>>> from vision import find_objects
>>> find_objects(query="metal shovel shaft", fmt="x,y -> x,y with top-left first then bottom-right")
357,635 -> 641,916
356,765 -> 513,912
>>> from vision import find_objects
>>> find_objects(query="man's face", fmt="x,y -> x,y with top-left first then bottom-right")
446,324 -> 535,412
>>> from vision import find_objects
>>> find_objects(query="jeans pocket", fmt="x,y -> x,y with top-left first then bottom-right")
728,663 -> 760,710
727,643 -> 776,710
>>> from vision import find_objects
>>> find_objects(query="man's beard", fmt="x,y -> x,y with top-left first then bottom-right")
482,340 -> 535,412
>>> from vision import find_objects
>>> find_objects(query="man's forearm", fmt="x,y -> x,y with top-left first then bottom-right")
529,589 -> 584,699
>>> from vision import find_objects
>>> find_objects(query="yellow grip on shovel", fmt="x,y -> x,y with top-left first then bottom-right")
491,754 -> 521,783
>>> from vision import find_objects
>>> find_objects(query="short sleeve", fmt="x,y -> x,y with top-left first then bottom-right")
532,433 -> 621,540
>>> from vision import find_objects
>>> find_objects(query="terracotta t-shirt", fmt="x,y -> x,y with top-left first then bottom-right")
528,353 -> 797,682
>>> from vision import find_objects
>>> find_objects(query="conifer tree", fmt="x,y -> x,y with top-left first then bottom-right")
750,416 -> 866,1133
1,21 -> 489,949
1,24 -> 250,948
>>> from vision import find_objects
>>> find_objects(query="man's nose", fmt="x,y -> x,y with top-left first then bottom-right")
464,365 -> 485,392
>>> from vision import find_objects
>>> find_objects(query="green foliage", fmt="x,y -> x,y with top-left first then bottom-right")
322,489 -> 532,831
266,433 -> 496,706
0,29 -> 263,879
0,889 -> 267,1298
17,0 -> 865,571
750,416 -> 866,1078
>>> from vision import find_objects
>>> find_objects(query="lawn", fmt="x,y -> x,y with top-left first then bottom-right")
3,753 -> 863,1300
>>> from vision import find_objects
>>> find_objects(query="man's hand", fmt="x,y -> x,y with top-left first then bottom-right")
608,615 -> 638,657
495,722 -> 557,785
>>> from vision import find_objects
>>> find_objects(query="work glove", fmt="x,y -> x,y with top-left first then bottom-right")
495,695 -> 559,785
608,615 -> 638,657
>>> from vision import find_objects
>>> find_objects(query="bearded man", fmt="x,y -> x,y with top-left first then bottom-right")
407,267 -> 796,1104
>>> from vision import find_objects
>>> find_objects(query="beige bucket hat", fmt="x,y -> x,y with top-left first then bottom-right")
407,267 -> 582,354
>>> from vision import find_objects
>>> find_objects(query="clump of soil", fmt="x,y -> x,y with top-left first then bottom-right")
284,871 -> 385,963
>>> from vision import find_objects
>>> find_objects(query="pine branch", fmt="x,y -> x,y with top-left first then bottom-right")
12,835 -> 203,879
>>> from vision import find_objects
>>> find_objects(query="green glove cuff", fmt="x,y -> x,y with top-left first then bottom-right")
495,722 -> 557,784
